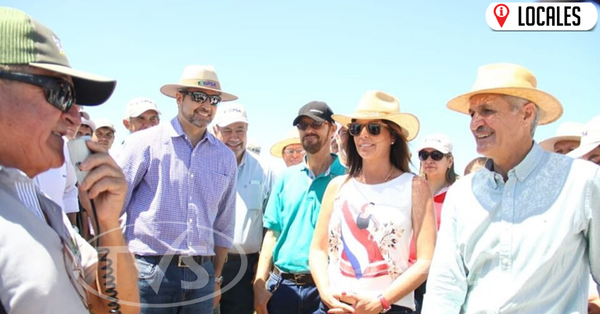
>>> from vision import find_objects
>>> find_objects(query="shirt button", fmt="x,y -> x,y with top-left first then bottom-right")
188,218 -> 193,223
191,173 -> 194,178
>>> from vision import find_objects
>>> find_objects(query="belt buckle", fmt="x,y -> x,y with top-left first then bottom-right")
294,273 -> 307,286
178,256 -> 188,268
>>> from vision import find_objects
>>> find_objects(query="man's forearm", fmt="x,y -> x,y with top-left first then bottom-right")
213,246 -> 228,277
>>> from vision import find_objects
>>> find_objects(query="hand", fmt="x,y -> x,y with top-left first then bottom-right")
213,282 -> 222,308
77,140 -> 126,228
589,296 -> 600,314
341,292 -> 382,314
253,279 -> 272,314
321,290 -> 355,314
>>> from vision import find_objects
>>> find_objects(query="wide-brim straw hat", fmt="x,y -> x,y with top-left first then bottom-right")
539,121 -> 582,152
160,65 -> 237,101
332,90 -> 419,141
446,63 -> 563,125
270,128 -> 302,158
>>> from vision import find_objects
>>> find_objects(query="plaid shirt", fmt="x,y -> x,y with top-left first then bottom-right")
118,117 -> 237,256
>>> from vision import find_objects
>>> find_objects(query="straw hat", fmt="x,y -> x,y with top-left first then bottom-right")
446,63 -> 563,125
332,90 -> 419,141
539,122 -> 582,152
160,65 -> 237,101
270,128 -> 302,158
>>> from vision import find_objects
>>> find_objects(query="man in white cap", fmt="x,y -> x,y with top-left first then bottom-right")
540,121 -> 582,154
423,63 -> 599,314
117,65 -> 238,314
77,116 -> 95,138
212,103 -> 275,314
122,97 -> 161,133
92,119 -> 116,151
0,7 -> 138,313
568,115 -> 600,165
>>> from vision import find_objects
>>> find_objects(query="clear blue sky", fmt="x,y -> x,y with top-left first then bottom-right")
7,0 -> 599,173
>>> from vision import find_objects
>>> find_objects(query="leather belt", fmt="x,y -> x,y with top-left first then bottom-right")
226,252 -> 259,262
273,267 -> 314,286
136,255 -> 213,267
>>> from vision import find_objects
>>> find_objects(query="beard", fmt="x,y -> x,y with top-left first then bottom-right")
302,134 -> 325,154
183,108 -> 212,129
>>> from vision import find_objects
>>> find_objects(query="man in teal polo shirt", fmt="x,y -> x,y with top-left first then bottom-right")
253,101 -> 345,314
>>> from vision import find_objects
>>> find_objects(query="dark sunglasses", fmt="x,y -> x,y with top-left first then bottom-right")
180,90 -> 221,105
418,150 -> 449,161
0,70 -> 76,112
296,121 -> 325,131
348,122 -> 388,136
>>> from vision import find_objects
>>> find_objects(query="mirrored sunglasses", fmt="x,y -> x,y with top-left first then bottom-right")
180,90 -> 221,105
0,70 -> 75,112
418,150 -> 448,161
348,122 -> 388,136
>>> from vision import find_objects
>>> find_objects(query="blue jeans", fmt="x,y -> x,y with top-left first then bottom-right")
136,255 -> 215,314
218,253 -> 259,314
266,272 -> 321,314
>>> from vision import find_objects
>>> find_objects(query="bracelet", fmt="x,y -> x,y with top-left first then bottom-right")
378,294 -> 391,313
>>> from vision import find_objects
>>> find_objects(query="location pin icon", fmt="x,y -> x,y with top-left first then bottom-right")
494,4 -> 509,27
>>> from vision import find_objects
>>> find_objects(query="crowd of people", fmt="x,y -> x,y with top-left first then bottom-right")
1,6 -> 599,314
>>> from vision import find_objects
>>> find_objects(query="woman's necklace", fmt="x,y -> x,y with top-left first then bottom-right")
383,165 -> 395,182
359,165 -> 395,184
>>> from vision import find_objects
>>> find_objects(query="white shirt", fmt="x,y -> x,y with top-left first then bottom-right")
34,142 -> 79,214
423,144 -> 600,314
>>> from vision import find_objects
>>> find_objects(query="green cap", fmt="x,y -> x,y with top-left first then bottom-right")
0,7 -> 116,106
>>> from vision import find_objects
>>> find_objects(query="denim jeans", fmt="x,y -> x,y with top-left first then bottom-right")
218,253 -> 259,314
266,272 -> 321,314
136,255 -> 215,314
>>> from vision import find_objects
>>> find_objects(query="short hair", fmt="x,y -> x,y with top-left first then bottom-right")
345,120 -> 412,179
502,95 -> 540,136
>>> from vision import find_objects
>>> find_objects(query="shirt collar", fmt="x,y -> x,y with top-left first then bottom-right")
0,165 -> 33,182
301,153 -> 338,179
484,142 -> 544,183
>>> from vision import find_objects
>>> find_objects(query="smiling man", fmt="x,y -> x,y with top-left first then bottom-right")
422,63 -> 600,314
117,65 -> 238,314
212,103 -> 275,314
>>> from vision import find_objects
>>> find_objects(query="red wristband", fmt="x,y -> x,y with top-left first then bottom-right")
378,294 -> 391,313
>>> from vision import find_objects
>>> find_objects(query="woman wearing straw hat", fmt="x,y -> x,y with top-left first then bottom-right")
309,91 -> 437,314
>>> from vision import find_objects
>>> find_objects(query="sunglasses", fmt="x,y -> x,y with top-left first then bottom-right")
348,122 -> 388,136
0,70 -> 75,112
180,90 -> 222,105
418,150 -> 449,161
296,121 -> 325,131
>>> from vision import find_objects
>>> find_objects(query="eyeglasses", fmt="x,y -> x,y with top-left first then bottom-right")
180,90 -> 221,106
418,150 -> 449,161
296,121 -> 325,131
348,122 -> 388,136
283,148 -> 306,156
0,70 -> 76,112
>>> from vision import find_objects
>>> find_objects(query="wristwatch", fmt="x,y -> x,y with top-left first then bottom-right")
215,276 -> 223,285
378,294 -> 391,313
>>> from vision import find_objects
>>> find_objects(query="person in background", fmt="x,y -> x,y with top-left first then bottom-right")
540,121 -> 582,154
118,65 -> 238,314
254,101 -> 345,314
411,133 -> 457,313
310,90 -> 436,314
270,128 -> 305,167
92,119 -> 116,151
334,123 -> 349,167
122,97 -> 161,133
463,156 -> 487,176
0,7 -> 139,313
247,137 -> 262,155
76,117 -> 95,138
569,115 -> 600,166
212,103 -> 275,314
422,63 -> 599,313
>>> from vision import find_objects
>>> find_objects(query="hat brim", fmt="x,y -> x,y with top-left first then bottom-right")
446,87 -> 563,125
539,136 -> 581,152
270,138 -> 301,158
160,84 -> 238,101
567,140 -> 600,158
30,63 -> 116,106
332,112 -> 420,141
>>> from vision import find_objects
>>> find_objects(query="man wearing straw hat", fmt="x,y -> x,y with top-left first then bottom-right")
423,63 -> 600,314
0,7 -> 139,313
540,121 -> 582,154
270,128 -> 305,168
118,65 -> 238,313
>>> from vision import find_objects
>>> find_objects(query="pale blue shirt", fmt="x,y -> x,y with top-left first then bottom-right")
423,144 -> 600,314
228,151 -> 275,254
118,117 -> 237,256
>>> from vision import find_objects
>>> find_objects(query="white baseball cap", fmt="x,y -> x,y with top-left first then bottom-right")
539,122 -> 582,152
417,133 -> 453,154
124,97 -> 161,119
215,103 -> 248,127
568,115 -> 600,158
80,117 -> 96,131
94,119 -> 116,133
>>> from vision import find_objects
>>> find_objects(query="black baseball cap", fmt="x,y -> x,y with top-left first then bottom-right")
292,101 -> 334,126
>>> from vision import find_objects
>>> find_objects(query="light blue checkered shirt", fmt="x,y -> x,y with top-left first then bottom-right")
117,117 -> 237,256
423,144 -> 600,314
